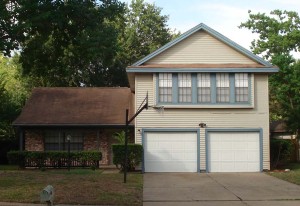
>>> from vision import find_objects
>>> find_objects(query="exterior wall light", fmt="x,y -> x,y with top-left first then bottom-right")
199,123 -> 207,128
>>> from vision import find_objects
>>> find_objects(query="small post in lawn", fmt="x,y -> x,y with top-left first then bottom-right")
124,109 -> 129,183
67,135 -> 71,171
124,92 -> 148,183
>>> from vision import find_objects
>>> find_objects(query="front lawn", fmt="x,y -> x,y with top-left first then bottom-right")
0,168 -> 142,205
268,163 -> 300,185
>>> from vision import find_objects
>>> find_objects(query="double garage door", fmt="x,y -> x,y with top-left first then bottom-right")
144,131 -> 260,173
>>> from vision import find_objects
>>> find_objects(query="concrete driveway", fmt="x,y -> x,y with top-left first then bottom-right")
143,173 -> 300,206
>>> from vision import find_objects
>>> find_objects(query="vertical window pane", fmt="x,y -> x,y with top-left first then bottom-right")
44,131 -> 60,151
235,73 -> 249,102
158,73 -> 172,102
64,131 -> 84,151
216,73 -> 230,102
178,73 -> 192,102
44,130 -> 83,151
197,73 -> 211,103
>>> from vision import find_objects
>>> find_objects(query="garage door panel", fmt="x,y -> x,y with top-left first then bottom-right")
144,132 -> 197,172
247,142 -> 259,149
220,151 -> 234,161
208,132 -> 260,172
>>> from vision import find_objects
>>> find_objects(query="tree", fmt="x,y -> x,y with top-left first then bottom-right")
122,0 -> 175,64
0,54 -> 29,163
240,10 -> 300,137
0,54 -> 28,138
1,0 -> 125,87
0,1 -> 19,56
239,10 -> 300,60
105,0 -> 178,86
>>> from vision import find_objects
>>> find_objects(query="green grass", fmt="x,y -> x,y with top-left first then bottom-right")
0,168 -> 143,205
0,165 -> 19,170
268,163 -> 300,185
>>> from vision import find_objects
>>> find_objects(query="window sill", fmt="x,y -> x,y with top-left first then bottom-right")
155,104 -> 254,109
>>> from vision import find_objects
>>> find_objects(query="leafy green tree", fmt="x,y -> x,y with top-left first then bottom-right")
122,0 -> 175,64
0,1 -> 19,56
1,0 -> 177,87
0,54 -> 29,163
240,10 -> 300,137
239,10 -> 300,60
107,0 -> 179,86
1,0 -> 125,87
0,54 -> 28,140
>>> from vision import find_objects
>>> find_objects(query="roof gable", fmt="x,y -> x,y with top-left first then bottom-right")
132,23 -> 272,67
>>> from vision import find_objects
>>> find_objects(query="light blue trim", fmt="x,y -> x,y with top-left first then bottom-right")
172,74 -> 178,103
211,74 -> 216,103
229,74 -> 235,104
205,128 -> 263,173
192,74 -> 197,104
156,73 -> 159,103
248,73 -> 252,104
126,68 -> 278,73
156,72 -> 252,106
142,128 -> 201,173
131,23 -> 273,67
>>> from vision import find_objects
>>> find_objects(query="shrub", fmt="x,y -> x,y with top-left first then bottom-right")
7,151 -> 26,168
113,131 -> 126,144
112,144 -> 143,171
270,139 -> 294,169
7,151 -> 102,169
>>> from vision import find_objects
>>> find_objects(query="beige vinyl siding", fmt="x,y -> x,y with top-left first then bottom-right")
135,73 -> 154,144
135,73 -> 270,170
145,31 -> 258,65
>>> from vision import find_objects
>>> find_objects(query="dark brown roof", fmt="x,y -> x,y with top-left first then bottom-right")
13,87 -> 134,127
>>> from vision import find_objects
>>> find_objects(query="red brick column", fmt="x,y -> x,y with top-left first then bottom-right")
25,130 -> 44,151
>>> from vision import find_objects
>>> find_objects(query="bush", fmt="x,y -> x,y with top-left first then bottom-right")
7,151 -> 102,169
112,144 -> 143,171
7,151 -> 26,168
270,139 -> 294,169
0,139 -> 18,164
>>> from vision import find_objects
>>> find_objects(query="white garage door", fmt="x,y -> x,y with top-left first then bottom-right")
207,132 -> 260,172
144,132 -> 197,172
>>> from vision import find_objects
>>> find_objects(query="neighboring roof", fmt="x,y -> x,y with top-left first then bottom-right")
131,23 -> 273,67
270,120 -> 290,133
13,87 -> 133,127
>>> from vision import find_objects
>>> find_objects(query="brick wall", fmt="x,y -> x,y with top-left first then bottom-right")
84,128 -> 134,165
25,130 -> 44,151
24,128 -> 134,165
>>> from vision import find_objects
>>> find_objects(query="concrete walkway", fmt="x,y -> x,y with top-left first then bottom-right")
143,173 -> 300,206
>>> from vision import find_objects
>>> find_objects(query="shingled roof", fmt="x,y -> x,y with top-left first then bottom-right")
13,87 -> 134,127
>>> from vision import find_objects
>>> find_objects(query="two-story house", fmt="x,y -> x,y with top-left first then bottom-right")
127,23 -> 278,172
13,23 -> 277,172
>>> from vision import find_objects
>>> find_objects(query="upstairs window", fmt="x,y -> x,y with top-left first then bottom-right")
216,73 -> 230,103
156,72 -> 251,105
178,73 -> 192,102
235,73 -> 249,102
158,73 -> 172,102
197,73 -> 211,103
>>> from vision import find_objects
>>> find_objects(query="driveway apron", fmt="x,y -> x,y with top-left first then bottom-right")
143,173 -> 300,206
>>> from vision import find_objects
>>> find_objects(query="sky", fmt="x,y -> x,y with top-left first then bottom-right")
121,0 -> 300,59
